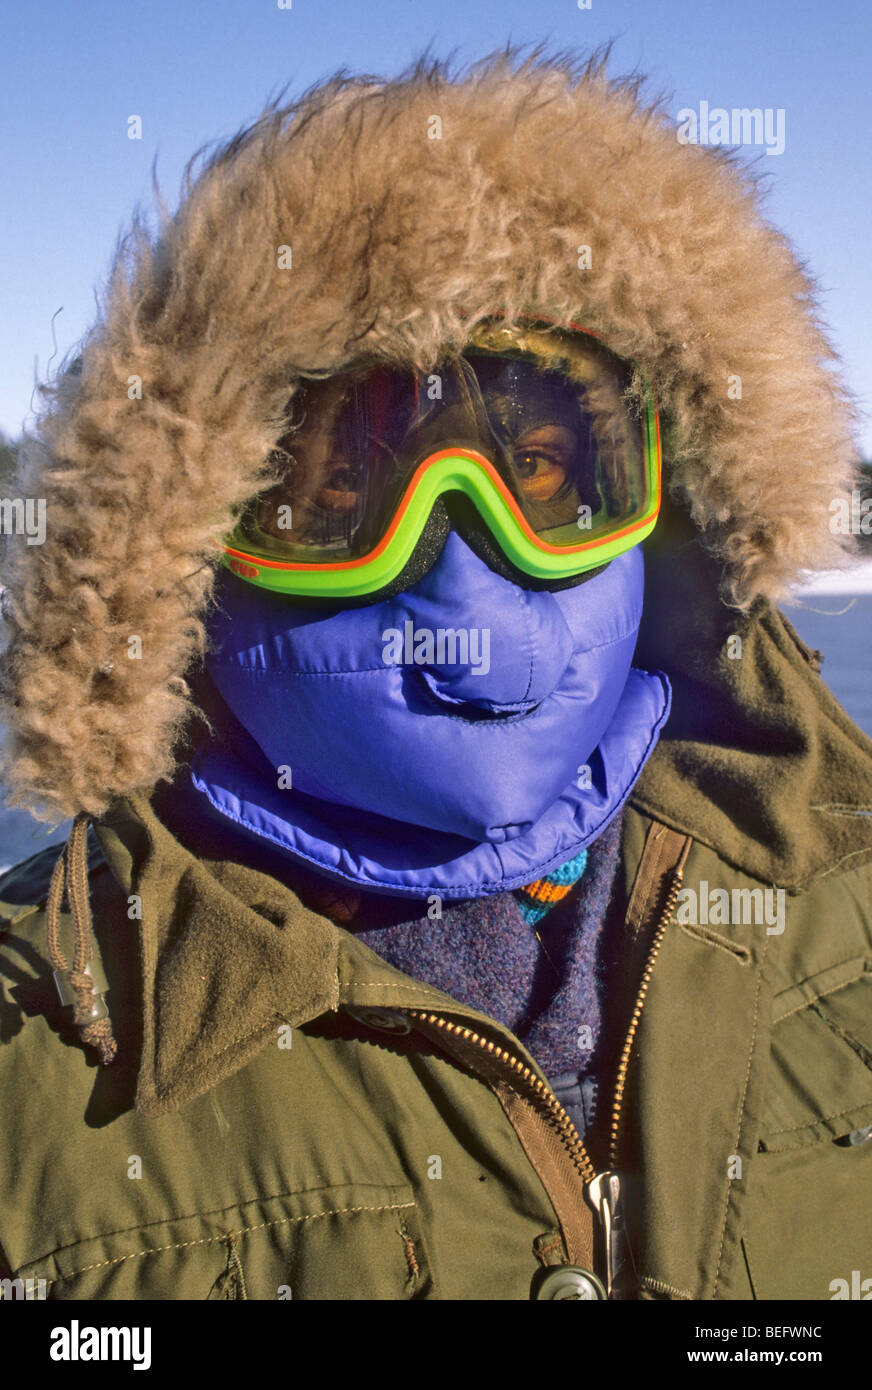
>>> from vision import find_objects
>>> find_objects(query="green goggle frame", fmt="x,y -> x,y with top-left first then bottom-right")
219,347 -> 662,598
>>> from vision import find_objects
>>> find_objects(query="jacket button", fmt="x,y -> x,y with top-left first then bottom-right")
534,1267 -> 606,1300
345,1006 -> 412,1035
848,1123 -> 872,1146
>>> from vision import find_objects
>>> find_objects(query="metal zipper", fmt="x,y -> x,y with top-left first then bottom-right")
401,1009 -> 598,1184
593,854 -> 688,1297
402,854 -> 687,1296
607,857 -> 687,1170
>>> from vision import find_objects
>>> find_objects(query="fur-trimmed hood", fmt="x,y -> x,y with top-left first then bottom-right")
0,48 -> 866,840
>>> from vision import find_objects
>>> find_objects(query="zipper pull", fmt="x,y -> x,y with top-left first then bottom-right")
587,1170 -> 637,1300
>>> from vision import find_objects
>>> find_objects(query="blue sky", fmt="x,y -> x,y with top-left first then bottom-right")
2,0 -> 870,453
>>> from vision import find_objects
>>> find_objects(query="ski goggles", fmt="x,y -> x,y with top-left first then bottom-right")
220,321 -> 661,597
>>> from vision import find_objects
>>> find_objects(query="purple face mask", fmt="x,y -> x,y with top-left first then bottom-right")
192,533 -> 670,898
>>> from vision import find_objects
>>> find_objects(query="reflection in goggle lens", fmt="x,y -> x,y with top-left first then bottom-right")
242,346 -> 645,560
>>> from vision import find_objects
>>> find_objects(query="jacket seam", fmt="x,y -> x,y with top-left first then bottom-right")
146,1012 -> 285,1102
712,929 -> 769,1298
0,902 -> 41,928
15,1183 -> 414,1275
773,964 -> 869,1023
795,845 -> 872,890
24,1200 -> 417,1286
761,1097 -> 872,1142
198,1013 -> 280,1064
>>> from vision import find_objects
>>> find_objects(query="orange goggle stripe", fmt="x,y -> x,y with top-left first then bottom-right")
222,446 -> 660,574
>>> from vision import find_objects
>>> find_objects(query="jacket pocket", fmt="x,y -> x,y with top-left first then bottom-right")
760,955 -> 872,1151
741,957 -> 872,1300
22,1182 -> 432,1301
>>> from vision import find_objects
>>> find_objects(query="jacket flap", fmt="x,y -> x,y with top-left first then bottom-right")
95,794 -> 345,1115
760,956 -> 872,1151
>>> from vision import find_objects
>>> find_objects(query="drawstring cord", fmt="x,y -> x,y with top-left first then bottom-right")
45,813 -> 118,1065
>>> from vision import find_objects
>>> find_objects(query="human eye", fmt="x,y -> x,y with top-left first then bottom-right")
513,426 -> 576,501
315,461 -> 365,511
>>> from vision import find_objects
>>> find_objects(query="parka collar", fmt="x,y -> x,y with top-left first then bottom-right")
94,791 -> 340,1114
93,791 -> 549,1117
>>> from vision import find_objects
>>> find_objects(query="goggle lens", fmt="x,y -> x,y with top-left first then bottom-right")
224,329 -> 659,593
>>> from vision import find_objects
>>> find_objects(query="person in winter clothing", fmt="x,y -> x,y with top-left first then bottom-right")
1,51 -> 870,1302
